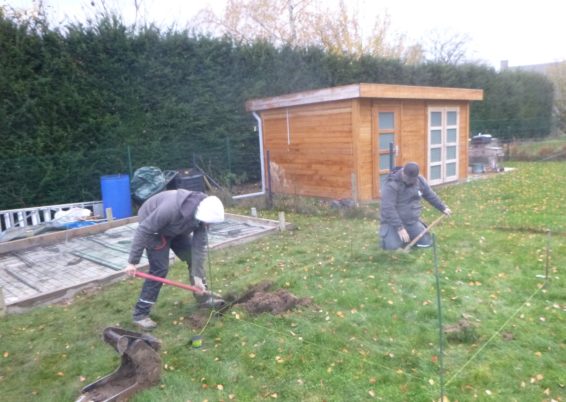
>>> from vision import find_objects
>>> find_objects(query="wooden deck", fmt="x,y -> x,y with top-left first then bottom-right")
0,213 -> 287,313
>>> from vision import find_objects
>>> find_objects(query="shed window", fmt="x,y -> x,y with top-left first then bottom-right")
431,112 -> 442,126
446,162 -> 457,176
375,109 -> 399,198
430,165 -> 442,180
379,133 -> 395,150
447,128 -> 457,143
447,111 -> 458,125
380,154 -> 391,170
430,148 -> 442,163
378,111 -> 397,171
431,130 -> 442,145
379,112 -> 395,130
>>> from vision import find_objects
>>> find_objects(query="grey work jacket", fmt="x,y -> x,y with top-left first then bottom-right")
128,189 -> 208,278
380,170 -> 446,230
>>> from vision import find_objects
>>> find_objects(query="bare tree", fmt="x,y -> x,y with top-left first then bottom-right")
191,0 -> 424,63
424,29 -> 471,64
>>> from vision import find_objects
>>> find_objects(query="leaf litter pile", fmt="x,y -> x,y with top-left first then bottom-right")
187,281 -> 313,329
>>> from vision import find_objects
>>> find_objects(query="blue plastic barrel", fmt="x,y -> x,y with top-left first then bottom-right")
100,174 -> 132,219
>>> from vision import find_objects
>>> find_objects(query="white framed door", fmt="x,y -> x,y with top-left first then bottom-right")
428,107 -> 459,185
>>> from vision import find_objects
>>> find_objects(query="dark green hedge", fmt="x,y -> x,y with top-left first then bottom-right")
0,13 -> 555,209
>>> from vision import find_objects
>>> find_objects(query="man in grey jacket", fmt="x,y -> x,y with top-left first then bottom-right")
379,162 -> 451,250
125,189 -> 225,329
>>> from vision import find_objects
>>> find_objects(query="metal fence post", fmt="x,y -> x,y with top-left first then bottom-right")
127,145 -> 133,178
226,137 -> 232,174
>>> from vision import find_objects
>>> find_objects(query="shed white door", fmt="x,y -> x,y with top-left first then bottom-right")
427,107 -> 459,185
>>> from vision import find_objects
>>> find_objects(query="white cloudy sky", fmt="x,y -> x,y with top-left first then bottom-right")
2,0 -> 565,69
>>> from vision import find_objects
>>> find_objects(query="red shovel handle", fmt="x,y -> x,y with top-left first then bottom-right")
133,271 -> 205,295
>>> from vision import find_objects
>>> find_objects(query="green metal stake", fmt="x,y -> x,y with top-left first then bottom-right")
432,234 -> 446,401
544,229 -> 551,287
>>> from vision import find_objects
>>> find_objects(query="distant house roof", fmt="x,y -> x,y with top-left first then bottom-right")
246,83 -> 484,112
504,60 -> 565,75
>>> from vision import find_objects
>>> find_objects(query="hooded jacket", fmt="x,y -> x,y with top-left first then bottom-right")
380,169 -> 446,230
128,189 -> 208,277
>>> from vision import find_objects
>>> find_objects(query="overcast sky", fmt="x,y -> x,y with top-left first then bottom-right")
3,0 -> 565,69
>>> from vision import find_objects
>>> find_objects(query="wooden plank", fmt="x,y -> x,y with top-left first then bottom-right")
351,99 -> 361,202
247,84 -> 362,111
356,99 -> 373,201
360,84 -> 483,102
247,83 -> 483,111
0,216 -> 139,255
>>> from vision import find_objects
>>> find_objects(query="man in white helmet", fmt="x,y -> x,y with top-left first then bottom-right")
124,189 -> 225,329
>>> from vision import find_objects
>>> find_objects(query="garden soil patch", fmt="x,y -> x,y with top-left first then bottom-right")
187,281 -> 313,329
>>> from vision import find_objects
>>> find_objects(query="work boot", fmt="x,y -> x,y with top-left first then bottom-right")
133,316 -> 157,330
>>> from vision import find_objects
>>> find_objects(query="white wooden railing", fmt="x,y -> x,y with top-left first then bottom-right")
0,201 -> 104,232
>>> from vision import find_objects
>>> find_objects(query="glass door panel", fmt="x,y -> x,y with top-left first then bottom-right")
428,107 -> 459,185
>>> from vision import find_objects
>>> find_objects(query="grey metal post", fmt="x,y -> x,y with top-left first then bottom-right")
351,173 -> 358,204
389,142 -> 395,171
267,150 -> 273,209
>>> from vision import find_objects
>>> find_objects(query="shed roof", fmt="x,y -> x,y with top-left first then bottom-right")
245,83 -> 484,112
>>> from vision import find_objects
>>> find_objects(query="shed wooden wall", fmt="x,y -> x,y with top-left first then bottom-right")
261,98 -> 472,201
353,99 -> 373,201
260,100 -> 355,199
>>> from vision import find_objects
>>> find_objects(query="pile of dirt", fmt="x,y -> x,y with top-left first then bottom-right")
443,319 -> 478,343
240,288 -> 311,314
187,281 -> 312,329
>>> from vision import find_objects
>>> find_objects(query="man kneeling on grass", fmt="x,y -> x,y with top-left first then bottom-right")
379,162 -> 452,250
125,189 -> 225,330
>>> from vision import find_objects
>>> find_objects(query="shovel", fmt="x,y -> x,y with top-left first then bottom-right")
133,271 -> 226,309
401,214 -> 446,253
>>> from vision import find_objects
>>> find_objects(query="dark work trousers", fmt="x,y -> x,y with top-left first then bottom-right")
380,221 -> 432,250
133,234 -> 196,320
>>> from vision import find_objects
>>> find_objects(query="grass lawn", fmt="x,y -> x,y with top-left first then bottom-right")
1,162 -> 565,402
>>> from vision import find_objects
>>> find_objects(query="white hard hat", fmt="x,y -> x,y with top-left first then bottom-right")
195,196 -> 225,223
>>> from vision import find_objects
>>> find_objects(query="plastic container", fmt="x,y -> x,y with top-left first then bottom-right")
100,174 -> 132,219
174,174 -> 205,192
471,163 -> 484,174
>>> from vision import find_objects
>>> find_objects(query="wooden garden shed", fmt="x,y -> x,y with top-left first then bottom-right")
245,83 -> 483,202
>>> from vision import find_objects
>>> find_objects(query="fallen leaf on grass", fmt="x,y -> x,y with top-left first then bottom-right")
368,389 -> 376,397
217,384 -> 224,390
